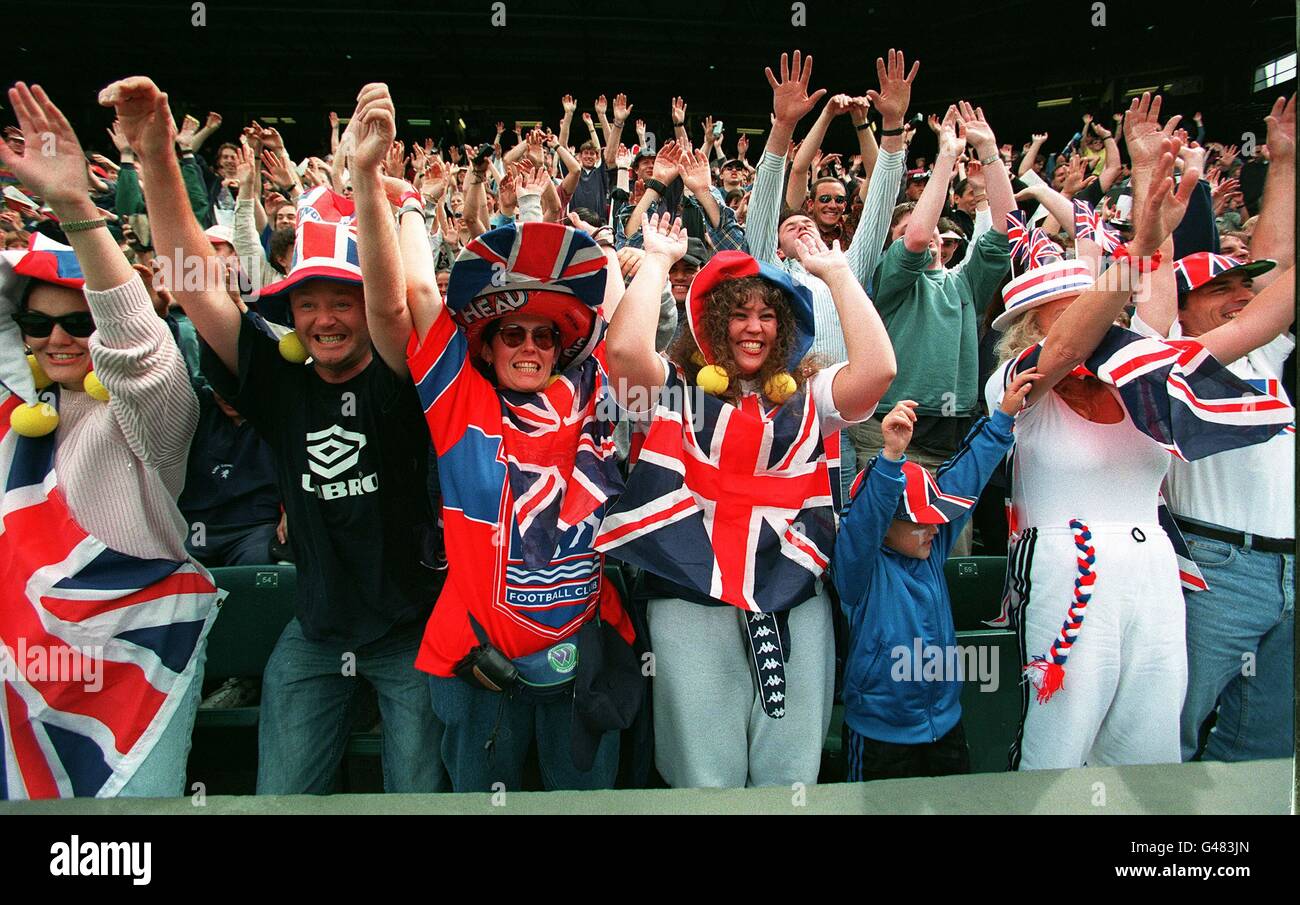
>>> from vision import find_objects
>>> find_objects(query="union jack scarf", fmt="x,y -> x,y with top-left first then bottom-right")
0,390 -> 220,798
499,352 -> 623,570
1072,199 -> 1122,253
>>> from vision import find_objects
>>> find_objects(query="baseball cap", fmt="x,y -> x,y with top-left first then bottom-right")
1173,251 -> 1276,294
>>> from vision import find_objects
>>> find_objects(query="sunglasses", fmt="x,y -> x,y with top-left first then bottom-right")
12,310 -> 96,338
496,324 -> 560,350
816,194 -> 847,205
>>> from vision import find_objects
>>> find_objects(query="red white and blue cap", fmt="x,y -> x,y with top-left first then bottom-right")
684,250 -> 815,371
993,258 -> 1096,332
1173,251 -> 1275,294
256,188 -> 362,324
1,234 -> 87,405
849,458 -> 977,525
447,220 -> 609,372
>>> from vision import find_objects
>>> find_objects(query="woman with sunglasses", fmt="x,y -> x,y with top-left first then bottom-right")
0,83 -> 216,799
351,84 -> 633,791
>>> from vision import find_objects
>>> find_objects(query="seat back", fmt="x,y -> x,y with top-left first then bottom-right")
205,565 -> 297,680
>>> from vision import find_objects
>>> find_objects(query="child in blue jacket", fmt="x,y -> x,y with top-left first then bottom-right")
833,369 -> 1037,781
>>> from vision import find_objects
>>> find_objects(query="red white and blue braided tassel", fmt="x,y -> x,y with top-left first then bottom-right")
1024,519 -> 1095,704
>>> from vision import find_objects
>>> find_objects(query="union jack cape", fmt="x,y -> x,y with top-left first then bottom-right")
0,390 -> 220,798
594,367 -> 840,614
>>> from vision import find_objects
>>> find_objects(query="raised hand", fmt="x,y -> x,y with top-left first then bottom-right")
106,119 -> 132,155
261,148 -> 295,188
581,111 -> 595,128
1264,94 -> 1295,162
678,147 -> 713,195
965,157 -> 986,191
1060,156 -> 1097,196
594,95 -> 609,119
1,83 -> 91,205
926,113 -> 941,135
258,124 -> 285,152
866,48 -> 920,126
1123,92 -> 1182,174
640,211 -> 687,262
612,93 -> 634,124
1177,139 -> 1207,175
1031,131 -> 1049,144
516,159 -> 549,198
956,100 -> 996,156
764,49 -> 827,125
1130,140 -> 1198,255
98,76 -> 177,161
1089,120 -> 1113,141
651,139 -> 682,184
791,230 -> 850,279
702,115 -> 716,148
419,158 -> 448,201
384,139 -> 406,177
204,111 -> 223,132
351,82 -> 397,173
498,165 -> 518,211
937,105 -> 966,158
615,143 -> 633,169
846,95 -> 871,124
561,94 -> 577,117
826,93 -> 854,117
234,142 -> 257,194
329,111 -> 339,129
736,133 -> 750,159
671,95 -> 687,125
176,114 -> 200,152
880,400 -> 917,460
1218,143 -> 1240,168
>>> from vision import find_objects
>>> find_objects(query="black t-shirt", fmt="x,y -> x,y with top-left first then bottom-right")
201,315 -> 440,647
178,385 -> 281,529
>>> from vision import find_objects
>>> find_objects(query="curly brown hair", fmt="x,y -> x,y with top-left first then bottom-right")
667,275 -> 820,406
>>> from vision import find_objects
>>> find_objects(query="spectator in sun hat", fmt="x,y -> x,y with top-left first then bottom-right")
985,103 -> 1292,771
835,372 -> 1034,782
105,75 -> 445,795
1123,91 -> 1296,766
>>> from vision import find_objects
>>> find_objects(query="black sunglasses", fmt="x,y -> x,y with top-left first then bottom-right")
12,310 -> 96,338
816,194 -> 847,205
497,324 -> 560,350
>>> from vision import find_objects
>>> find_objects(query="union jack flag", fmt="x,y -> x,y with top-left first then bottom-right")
595,368 -> 839,614
296,185 -> 355,225
1010,324 -> 1294,462
1025,227 -> 1064,269
0,391 -> 219,799
1007,212 -> 1030,265
499,353 -> 622,569
1242,377 -> 1295,436
1172,252 -> 1249,294
1072,199 -> 1121,253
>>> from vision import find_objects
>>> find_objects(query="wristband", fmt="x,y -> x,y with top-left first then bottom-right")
614,119 -> 626,128
644,178 -> 668,196
60,217 -> 108,234
1112,245 -> 1163,273
855,122 -> 873,132
979,153 -> 1001,166
878,126 -> 904,137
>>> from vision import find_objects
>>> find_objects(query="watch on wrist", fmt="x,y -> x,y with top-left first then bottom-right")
878,125 -> 904,137
979,152 -> 1001,166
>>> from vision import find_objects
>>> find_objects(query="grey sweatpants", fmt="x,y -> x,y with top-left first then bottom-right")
647,591 -> 835,789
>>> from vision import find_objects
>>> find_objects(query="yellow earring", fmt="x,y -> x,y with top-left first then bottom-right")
764,372 -> 797,404
697,364 -> 730,395
278,331 -> 309,363
84,371 -> 110,402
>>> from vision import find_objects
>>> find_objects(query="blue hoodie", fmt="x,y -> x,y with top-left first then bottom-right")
833,410 -> 1015,745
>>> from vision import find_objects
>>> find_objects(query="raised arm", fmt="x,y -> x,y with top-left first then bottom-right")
557,95 -> 576,162
349,83 -> 410,376
671,96 -> 689,145
956,101 -> 1014,235
604,94 -> 632,170
793,232 -> 896,420
625,140 -> 680,239
1249,94 -> 1295,289
906,106 -> 963,252
100,76 -> 242,373
1030,143 -> 1196,402
786,95 -> 849,210
1018,132 -> 1048,177
605,212 -> 686,411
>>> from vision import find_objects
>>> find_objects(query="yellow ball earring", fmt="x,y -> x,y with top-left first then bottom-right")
697,364 -> 730,395
764,372 -> 797,404
10,401 -> 59,437
278,332 -> 310,363
84,371 -> 110,401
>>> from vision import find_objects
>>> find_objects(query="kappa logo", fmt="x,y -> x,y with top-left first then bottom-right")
305,424 -> 368,479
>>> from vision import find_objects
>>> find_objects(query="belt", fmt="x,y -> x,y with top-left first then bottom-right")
1173,516 -> 1294,555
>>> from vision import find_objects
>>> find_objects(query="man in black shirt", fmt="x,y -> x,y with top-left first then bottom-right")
110,75 -> 445,794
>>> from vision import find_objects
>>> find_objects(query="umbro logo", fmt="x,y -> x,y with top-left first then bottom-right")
305,425 -> 367,479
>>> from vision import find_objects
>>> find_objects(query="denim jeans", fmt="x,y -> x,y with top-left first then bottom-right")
2,643 -> 206,799
427,675 -> 618,792
256,618 -> 447,794
1180,534 -> 1295,762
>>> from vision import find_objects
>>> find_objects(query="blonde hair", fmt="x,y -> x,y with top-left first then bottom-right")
995,308 -> 1047,364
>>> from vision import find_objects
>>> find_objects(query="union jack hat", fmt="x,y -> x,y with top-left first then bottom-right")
1173,251 -> 1275,294
1,235 -> 87,407
256,188 -> 363,325
849,458 -> 976,524
684,250 -> 815,371
447,220 -> 609,372
993,258 -> 1096,332
11,232 -> 85,290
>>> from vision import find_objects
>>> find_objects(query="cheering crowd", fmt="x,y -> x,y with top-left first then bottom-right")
0,46 -> 1293,798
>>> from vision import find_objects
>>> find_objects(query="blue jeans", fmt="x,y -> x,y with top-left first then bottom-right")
427,675 -> 618,792
2,643 -> 206,799
256,618 -> 447,794
1180,534 -> 1295,761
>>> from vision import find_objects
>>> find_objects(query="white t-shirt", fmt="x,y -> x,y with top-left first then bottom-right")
1129,314 -> 1295,538
985,360 -> 1171,530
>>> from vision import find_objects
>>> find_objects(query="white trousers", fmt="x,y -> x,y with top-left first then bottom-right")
1010,524 -> 1187,770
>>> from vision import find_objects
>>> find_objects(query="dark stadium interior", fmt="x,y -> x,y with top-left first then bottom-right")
3,0 -> 1295,160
